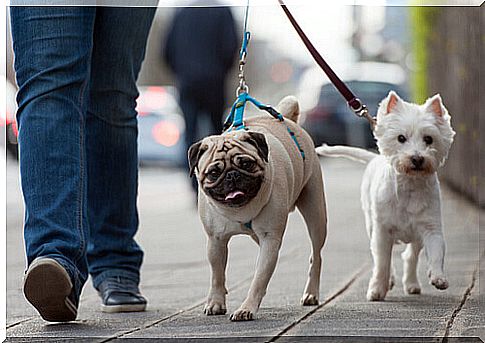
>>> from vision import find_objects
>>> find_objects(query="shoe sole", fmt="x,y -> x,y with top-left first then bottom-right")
101,303 -> 146,313
23,258 -> 77,322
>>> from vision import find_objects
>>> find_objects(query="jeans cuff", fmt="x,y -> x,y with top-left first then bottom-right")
91,269 -> 140,290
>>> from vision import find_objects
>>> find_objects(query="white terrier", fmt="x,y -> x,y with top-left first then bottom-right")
317,91 -> 455,301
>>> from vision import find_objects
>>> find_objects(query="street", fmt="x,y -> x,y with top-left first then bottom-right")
5,153 -> 484,342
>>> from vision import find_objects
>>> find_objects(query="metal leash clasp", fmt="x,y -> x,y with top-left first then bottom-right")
348,98 -> 377,130
236,32 -> 251,96
348,98 -> 367,117
236,54 -> 249,96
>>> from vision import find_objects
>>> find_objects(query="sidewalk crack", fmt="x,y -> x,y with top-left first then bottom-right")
96,245 -> 305,342
6,317 -> 35,330
95,275 -> 253,343
441,264 -> 479,342
268,263 -> 369,342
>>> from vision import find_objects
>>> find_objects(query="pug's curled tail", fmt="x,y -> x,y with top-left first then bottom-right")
316,144 -> 377,164
277,95 -> 300,123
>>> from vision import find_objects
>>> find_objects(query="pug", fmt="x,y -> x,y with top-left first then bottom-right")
188,96 -> 327,321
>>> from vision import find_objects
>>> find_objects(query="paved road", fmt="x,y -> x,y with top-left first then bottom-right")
5,154 -> 484,342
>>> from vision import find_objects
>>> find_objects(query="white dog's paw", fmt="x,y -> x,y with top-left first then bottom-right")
404,283 -> 421,295
430,275 -> 449,290
203,301 -> 227,315
366,284 -> 388,301
300,293 -> 319,306
367,289 -> 387,301
229,308 -> 254,321
367,277 -> 389,301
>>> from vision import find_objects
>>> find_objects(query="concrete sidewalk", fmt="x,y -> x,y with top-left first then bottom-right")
5,155 -> 484,342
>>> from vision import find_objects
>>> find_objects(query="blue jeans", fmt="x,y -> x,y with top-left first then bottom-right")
10,7 -> 156,299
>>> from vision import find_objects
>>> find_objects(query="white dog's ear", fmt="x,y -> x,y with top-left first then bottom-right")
386,91 -> 401,114
425,94 -> 447,117
378,91 -> 402,116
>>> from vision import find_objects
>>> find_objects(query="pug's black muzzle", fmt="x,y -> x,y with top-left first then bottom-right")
206,169 -> 263,207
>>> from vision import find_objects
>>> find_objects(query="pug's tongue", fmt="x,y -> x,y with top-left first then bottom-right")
225,190 -> 245,201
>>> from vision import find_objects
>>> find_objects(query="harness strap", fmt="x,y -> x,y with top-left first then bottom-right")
223,92 -> 305,160
223,92 -> 284,132
286,126 -> 305,160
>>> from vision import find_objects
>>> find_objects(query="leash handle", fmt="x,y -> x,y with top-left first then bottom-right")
277,0 -> 376,129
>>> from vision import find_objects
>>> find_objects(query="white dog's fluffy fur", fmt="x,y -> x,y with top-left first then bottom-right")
317,91 -> 455,301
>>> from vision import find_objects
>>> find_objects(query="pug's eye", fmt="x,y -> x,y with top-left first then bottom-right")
397,135 -> 407,143
240,159 -> 256,171
423,135 -> 433,145
206,168 -> 222,181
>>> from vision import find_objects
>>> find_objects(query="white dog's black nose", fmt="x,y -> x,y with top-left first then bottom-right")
411,155 -> 425,168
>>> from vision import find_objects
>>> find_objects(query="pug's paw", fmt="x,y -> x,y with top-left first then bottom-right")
203,301 -> 226,315
301,293 -> 319,306
229,308 -> 254,321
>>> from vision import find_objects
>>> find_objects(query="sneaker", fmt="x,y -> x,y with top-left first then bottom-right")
23,257 -> 78,322
97,277 -> 147,313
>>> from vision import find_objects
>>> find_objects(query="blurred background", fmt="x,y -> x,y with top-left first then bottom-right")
2,4 -> 483,207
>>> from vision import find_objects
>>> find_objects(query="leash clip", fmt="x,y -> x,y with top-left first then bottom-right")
236,78 -> 249,97
348,98 -> 377,130
236,32 -> 251,96
348,98 -> 367,117
348,97 -> 376,130
236,61 -> 249,96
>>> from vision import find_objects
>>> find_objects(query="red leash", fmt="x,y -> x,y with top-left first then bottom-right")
277,0 -> 377,129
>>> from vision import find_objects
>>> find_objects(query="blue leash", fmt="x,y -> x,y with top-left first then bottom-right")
239,1 -> 250,61
223,1 -> 305,161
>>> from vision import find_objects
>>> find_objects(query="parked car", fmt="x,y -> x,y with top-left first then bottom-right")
136,86 -> 186,167
1,76 -> 18,159
299,63 -> 408,148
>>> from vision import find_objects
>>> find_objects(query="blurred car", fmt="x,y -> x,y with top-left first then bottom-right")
1,76 -> 19,159
299,62 -> 408,148
136,86 -> 186,167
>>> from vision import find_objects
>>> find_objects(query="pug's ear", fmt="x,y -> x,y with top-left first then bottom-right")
188,141 -> 208,177
243,132 -> 269,163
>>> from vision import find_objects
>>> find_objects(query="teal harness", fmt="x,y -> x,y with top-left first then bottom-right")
222,4 -> 305,160
223,3 -> 305,230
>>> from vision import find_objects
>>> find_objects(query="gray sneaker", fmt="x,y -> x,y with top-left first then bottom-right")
23,257 -> 78,322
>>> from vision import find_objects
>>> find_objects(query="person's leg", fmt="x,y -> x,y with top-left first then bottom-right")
10,7 -> 96,320
85,7 -> 156,300
179,91 -> 199,152
208,95 -> 224,135
178,91 -> 200,193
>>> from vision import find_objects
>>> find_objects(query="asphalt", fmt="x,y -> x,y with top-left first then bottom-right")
4,153 -> 484,342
